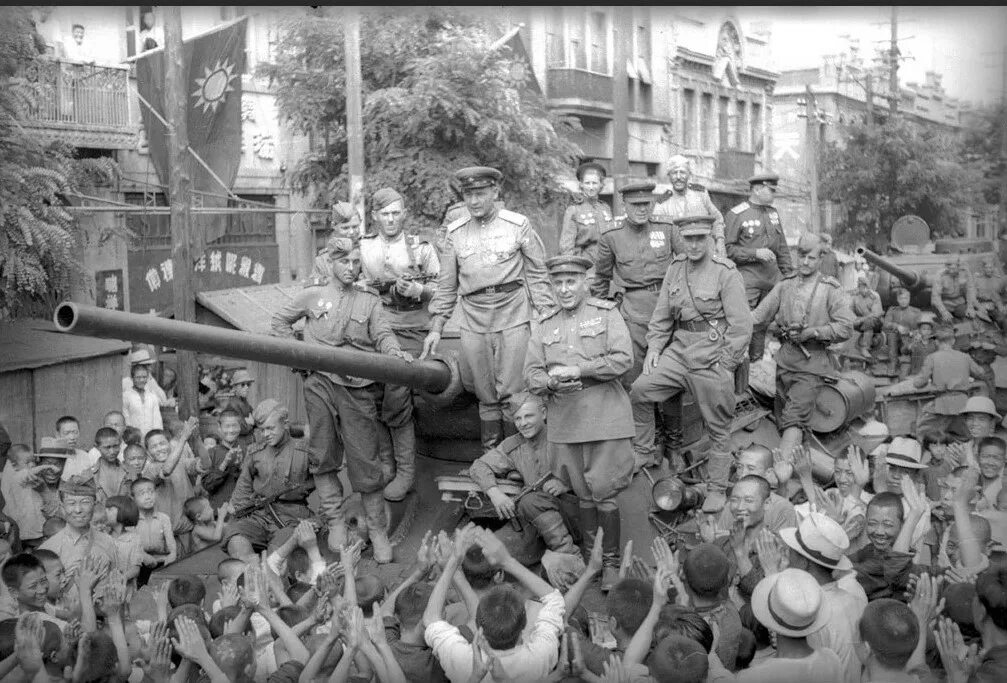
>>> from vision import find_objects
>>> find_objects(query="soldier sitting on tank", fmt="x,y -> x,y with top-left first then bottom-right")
913,325 -> 985,435
908,311 -> 938,375
850,273 -> 884,360
883,286 -> 923,377
467,393 -> 580,561
932,257 -> 979,324
968,331 -> 1007,400
973,257 -> 1007,332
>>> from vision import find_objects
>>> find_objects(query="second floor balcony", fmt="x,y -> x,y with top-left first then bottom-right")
546,68 -> 614,116
16,59 -> 137,149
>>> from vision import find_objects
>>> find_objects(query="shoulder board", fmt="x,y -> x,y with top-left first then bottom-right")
497,433 -> 526,454
360,233 -> 378,240
446,215 -> 469,232
352,281 -> 380,296
672,253 -> 688,262
821,276 -> 841,287
497,209 -> 527,226
650,215 -> 677,225
539,307 -> 561,322
304,277 -> 328,288
730,202 -> 750,215
587,297 -> 617,310
601,221 -> 623,234
711,254 -> 736,268
688,183 -> 706,192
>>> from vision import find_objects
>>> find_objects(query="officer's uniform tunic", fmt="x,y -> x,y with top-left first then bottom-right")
932,270 -> 977,320
974,272 -> 1007,327
559,198 -> 613,263
652,185 -> 726,243
884,304 -> 923,358
629,254 -> 751,485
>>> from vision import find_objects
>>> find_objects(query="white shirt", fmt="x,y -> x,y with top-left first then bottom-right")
737,648 -> 844,683
808,580 -> 869,683
122,385 -> 163,437
61,447 -> 99,481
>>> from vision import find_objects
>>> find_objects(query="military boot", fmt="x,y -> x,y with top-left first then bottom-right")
480,419 -> 504,452
577,504 -> 599,563
859,329 -> 874,359
598,507 -> 622,592
531,510 -> 578,555
383,424 -> 416,502
362,492 -> 393,564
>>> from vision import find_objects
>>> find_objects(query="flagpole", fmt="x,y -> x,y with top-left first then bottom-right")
164,6 -> 199,421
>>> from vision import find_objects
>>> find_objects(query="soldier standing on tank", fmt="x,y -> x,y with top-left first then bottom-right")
630,215 -> 752,512
751,233 -> 854,462
653,154 -> 726,256
883,286 -> 923,377
358,187 -> 440,502
725,173 -> 794,393
422,167 -> 556,451
973,257 -> 1007,332
271,237 -> 412,561
558,161 -> 612,263
592,181 -> 683,470
932,257 -> 979,324
525,255 -> 636,591
849,273 -> 884,360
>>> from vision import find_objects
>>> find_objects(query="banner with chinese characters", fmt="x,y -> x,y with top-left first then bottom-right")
95,269 -> 125,311
127,245 -> 279,313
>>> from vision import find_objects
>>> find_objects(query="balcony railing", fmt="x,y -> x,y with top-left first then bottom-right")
546,68 -> 613,108
715,149 -> 756,181
15,59 -> 134,145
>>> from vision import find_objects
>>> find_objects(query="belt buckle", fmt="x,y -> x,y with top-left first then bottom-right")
484,285 -> 498,294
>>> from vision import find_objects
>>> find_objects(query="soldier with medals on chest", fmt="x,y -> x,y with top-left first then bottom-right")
653,154 -> 726,256
558,161 -> 613,264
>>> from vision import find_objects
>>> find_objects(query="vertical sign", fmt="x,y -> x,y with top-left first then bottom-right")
96,269 -> 125,310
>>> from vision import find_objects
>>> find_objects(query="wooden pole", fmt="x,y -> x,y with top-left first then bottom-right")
865,72 -> 874,130
1000,50 -> 1007,237
888,6 -> 899,118
344,6 -> 366,235
805,86 -> 819,233
164,7 -> 197,421
611,7 -> 631,217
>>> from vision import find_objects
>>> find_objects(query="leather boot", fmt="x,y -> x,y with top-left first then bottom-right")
531,510 -> 578,555
480,419 -> 504,452
383,423 -> 416,502
734,360 -> 750,395
577,504 -> 599,563
362,492 -> 393,564
859,329 -> 874,358
598,507 -> 621,592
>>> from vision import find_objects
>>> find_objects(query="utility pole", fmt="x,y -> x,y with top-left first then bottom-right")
888,5 -> 899,117
164,7 -> 197,420
343,6 -> 365,235
799,86 -> 820,233
865,72 -> 875,130
1000,49 -> 1007,237
611,8 -> 631,217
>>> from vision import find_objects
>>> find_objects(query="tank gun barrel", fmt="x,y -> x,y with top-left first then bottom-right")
855,247 -> 922,290
53,302 -> 454,394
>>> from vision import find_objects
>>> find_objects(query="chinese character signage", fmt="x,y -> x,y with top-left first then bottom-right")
127,245 -> 279,313
96,269 -> 125,311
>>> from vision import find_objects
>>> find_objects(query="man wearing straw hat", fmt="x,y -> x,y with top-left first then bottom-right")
35,437 -> 73,521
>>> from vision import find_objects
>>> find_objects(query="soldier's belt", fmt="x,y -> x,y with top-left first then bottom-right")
623,282 -> 662,293
679,318 -> 726,333
464,281 -> 523,297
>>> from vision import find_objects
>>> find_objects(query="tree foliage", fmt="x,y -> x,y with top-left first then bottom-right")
962,103 -> 1005,207
0,6 -> 119,320
818,118 -> 983,250
260,7 -> 582,229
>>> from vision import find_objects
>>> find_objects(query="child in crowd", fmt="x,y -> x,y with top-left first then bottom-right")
141,418 -> 201,553
91,426 -> 127,504
132,477 -> 176,588
184,496 -> 233,552
920,427 -> 954,502
681,542 -> 743,671
857,599 -> 920,683
0,553 -> 66,628
202,409 -> 247,509
122,425 -> 143,448
0,444 -> 50,548
105,495 -> 143,584
29,549 -> 75,623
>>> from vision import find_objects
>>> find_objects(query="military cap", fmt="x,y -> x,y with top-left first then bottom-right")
748,172 -> 780,187
453,166 -> 503,191
59,474 -> 96,498
674,214 -> 715,237
325,236 -> 357,258
371,188 -> 403,212
619,180 -> 657,204
252,398 -> 285,426
230,369 -> 254,386
38,437 -> 73,458
575,161 -> 607,181
918,311 -> 936,326
546,255 -> 593,276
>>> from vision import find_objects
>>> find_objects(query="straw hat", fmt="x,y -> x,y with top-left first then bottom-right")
779,512 -> 853,571
962,396 -> 1000,420
128,349 -> 156,366
884,436 -> 927,469
751,568 -> 830,637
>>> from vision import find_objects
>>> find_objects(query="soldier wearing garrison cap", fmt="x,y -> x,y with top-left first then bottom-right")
272,234 -> 409,560
630,215 -> 752,509
653,154 -> 726,256
358,186 -> 438,502
725,171 -> 794,393
424,166 -> 556,453
592,180 -> 684,469
526,253 -> 635,590
40,472 -> 123,577
559,161 -> 613,263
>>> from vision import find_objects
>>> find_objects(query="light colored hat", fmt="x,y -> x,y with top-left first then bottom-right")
231,369 -> 254,385
252,398 -> 285,426
38,437 -> 73,458
128,349 -> 156,366
751,568 -> 830,637
962,396 -> 1001,420
780,512 -> 853,571
885,436 -> 926,469
58,474 -> 96,498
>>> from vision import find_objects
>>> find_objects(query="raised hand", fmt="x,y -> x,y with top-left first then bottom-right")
600,655 -> 631,683
416,530 -> 435,571
171,616 -> 210,663
344,606 -> 365,650
219,579 -> 240,608
452,523 -> 478,561
934,616 -> 978,683
99,568 -> 128,615
953,467 -> 980,508
147,624 -> 173,683
629,556 -> 654,583
364,607 -> 387,646
295,519 -> 318,548
587,527 -> 605,575
652,566 -> 672,608
312,595 -> 333,624
618,540 -> 634,579
754,528 -> 786,575
474,527 -> 510,567
773,447 -> 796,484
696,512 -> 718,544
14,613 -> 46,676
341,538 -> 364,574
651,536 -> 678,577
77,553 -> 106,591
902,478 -> 929,518
847,445 -> 871,488
813,485 -> 844,523
909,573 -> 945,632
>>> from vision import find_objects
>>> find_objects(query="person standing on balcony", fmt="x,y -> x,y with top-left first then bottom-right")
61,23 -> 94,64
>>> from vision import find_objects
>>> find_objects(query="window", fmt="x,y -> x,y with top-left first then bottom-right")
751,102 -> 762,152
568,13 -> 586,70
682,89 -> 696,148
719,95 -> 730,150
219,194 -> 276,245
735,100 -> 747,149
546,8 -> 609,74
633,81 -> 652,115
125,192 -> 170,247
701,93 -> 713,150
546,7 -> 565,67
634,15 -> 651,84
589,11 -> 608,73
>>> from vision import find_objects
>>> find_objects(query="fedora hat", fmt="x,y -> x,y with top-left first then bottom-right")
884,436 -> 927,469
780,512 -> 853,571
230,369 -> 254,386
38,437 -> 73,458
962,396 -> 1001,420
752,568 -> 830,637
128,349 -> 155,366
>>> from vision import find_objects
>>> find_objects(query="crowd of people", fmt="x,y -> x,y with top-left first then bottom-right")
1,156 -> 1006,682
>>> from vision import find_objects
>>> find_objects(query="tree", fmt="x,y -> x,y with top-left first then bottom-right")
818,118 -> 983,250
962,102 -> 1005,207
260,7 -> 582,231
0,6 -> 118,320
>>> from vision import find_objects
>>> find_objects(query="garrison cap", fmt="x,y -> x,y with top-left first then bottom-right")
39,437 -> 73,458
59,474 -> 96,498
575,161 -> 607,181
325,236 -> 357,258
675,214 -> 715,237
252,398 -> 286,426
230,369 -> 254,386
620,180 -> 657,204
453,166 -> 503,191
370,188 -> 403,212
748,172 -> 780,187
546,255 -> 593,276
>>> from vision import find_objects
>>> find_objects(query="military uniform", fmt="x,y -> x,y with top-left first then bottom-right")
884,301 -> 923,375
559,198 -> 613,263
931,267 -> 977,321
222,431 -> 312,552
652,183 -> 726,244
849,283 -> 884,355
629,216 -> 752,492
428,167 -> 555,450
974,270 -> 1007,329
526,255 -> 635,588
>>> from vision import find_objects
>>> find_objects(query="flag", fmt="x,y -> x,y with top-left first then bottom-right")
136,17 -> 247,256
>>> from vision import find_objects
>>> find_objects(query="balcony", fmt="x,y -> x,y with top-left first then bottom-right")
715,149 -> 756,181
15,59 -> 136,149
546,68 -> 613,116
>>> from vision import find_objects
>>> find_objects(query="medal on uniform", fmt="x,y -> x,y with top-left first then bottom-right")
708,328 -> 720,341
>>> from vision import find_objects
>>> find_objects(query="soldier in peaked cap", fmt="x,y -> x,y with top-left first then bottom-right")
629,215 -> 751,510
559,161 -> 613,263
423,166 -> 556,452
592,180 -> 684,470
725,171 -> 794,393
526,254 -> 635,590
653,154 -> 726,256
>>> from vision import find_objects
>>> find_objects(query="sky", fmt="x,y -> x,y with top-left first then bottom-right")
732,5 -> 1007,106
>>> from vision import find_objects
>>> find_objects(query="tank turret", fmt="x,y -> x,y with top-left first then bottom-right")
856,247 -> 932,308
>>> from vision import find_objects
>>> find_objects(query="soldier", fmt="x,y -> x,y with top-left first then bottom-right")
973,257 -> 1007,331
629,215 -> 752,511
752,233 -> 854,463
819,233 -> 839,279
909,311 -> 939,375
436,182 -> 505,258
592,181 -> 682,469
932,257 -> 978,324
725,172 -> 794,392
653,154 -> 726,256
221,402 -> 313,560
883,286 -> 923,377
558,161 -> 613,263
967,331 -> 1007,399
422,167 -> 556,451
272,237 -> 412,560
359,187 -> 440,501
849,273 -> 884,359
525,255 -> 635,591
